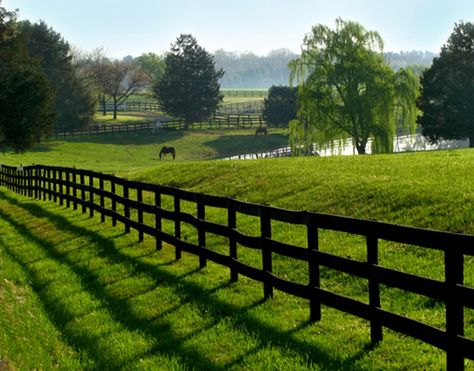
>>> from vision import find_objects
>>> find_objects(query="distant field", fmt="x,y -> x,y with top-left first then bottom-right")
221,89 -> 268,98
1,128 -> 288,174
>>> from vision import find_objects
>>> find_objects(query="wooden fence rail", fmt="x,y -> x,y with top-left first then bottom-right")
54,114 -> 264,138
1,164 -> 473,370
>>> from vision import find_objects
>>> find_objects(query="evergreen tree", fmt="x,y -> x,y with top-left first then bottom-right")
18,20 -> 95,132
418,21 -> 474,147
262,85 -> 297,127
0,4 -> 55,152
154,34 -> 224,128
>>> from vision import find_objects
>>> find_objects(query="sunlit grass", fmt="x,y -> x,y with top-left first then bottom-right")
0,130 -> 473,369
0,188 -> 450,369
0,128 -> 289,175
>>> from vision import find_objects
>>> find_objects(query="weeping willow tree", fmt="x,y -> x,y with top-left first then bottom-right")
289,19 -> 419,155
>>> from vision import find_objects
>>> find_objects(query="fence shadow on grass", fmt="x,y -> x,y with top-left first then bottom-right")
0,190 -> 371,370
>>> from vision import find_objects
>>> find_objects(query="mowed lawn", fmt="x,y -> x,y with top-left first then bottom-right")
0,130 -> 473,370
1,128 -> 288,175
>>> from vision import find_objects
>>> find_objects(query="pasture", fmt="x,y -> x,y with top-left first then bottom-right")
0,128 -> 473,370
2,128 -> 288,175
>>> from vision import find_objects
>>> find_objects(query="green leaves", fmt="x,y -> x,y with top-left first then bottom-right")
262,85 -> 297,127
418,21 -> 474,147
290,19 -> 419,155
154,34 -> 224,127
0,9 -> 56,152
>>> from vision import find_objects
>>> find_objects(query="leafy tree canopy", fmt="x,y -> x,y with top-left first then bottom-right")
262,85 -> 297,127
418,21 -> 474,147
18,20 -> 95,131
88,57 -> 149,119
135,52 -> 165,82
290,19 -> 419,155
154,34 -> 224,128
0,3 -> 55,152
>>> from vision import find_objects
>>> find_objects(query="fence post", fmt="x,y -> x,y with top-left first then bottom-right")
34,166 -> 39,199
307,214 -> 321,322
80,172 -> 86,214
65,170 -> 70,208
111,179 -> 117,226
124,182 -> 130,233
197,196 -> 206,268
445,248 -> 464,370
367,235 -> 382,345
48,168 -> 52,201
174,193 -> 181,260
100,177 -> 105,223
52,168 -> 58,203
58,169 -> 64,206
89,174 -> 94,218
261,206 -> 273,300
41,167 -> 46,199
72,171 -> 78,210
228,199 -> 238,282
155,190 -> 162,250
137,187 -> 143,242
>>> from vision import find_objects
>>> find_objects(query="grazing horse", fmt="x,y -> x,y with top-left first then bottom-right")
159,146 -> 176,159
255,126 -> 267,136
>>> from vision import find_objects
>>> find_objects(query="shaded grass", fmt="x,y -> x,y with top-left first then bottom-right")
0,188 -> 451,370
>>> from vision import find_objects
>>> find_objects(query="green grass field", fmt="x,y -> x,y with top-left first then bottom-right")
0,129 -> 473,370
3,128 -> 288,175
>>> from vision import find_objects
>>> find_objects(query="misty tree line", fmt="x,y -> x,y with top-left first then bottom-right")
214,49 -> 437,89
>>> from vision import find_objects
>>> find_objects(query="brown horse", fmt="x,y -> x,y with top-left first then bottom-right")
159,146 -> 176,159
255,126 -> 267,136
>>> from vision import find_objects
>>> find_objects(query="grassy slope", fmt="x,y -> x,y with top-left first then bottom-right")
0,188 -> 450,370
132,150 -> 474,234
0,130 -> 473,370
1,128 -> 288,174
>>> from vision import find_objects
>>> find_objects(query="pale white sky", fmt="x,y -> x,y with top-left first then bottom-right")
4,0 -> 474,58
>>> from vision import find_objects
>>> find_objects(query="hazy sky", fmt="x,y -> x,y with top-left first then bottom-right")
4,0 -> 474,58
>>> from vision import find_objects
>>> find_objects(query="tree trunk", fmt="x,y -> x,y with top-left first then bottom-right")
184,118 -> 190,130
101,94 -> 107,116
113,97 -> 118,120
355,139 -> 367,155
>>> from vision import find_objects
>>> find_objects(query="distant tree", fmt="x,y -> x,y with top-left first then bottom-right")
135,52 -> 165,82
290,19 -> 419,155
262,85 -> 297,127
18,20 -> 95,132
418,21 -> 474,147
385,50 -> 437,70
0,4 -> 55,152
90,58 -> 149,119
154,34 -> 224,128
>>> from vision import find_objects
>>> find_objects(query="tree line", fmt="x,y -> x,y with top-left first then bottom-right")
214,49 -> 436,89
1,0 -> 472,153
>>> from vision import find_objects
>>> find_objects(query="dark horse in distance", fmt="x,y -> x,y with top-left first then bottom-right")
159,146 -> 176,159
255,126 -> 267,136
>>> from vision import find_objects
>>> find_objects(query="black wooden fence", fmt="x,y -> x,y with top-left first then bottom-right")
1,164 -> 473,370
54,114 -> 264,138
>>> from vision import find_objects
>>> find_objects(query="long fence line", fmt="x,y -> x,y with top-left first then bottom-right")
97,100 -> 264,116
55,114 -> 265,138
0,164 -> 473,369
218,100 -> 264,114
